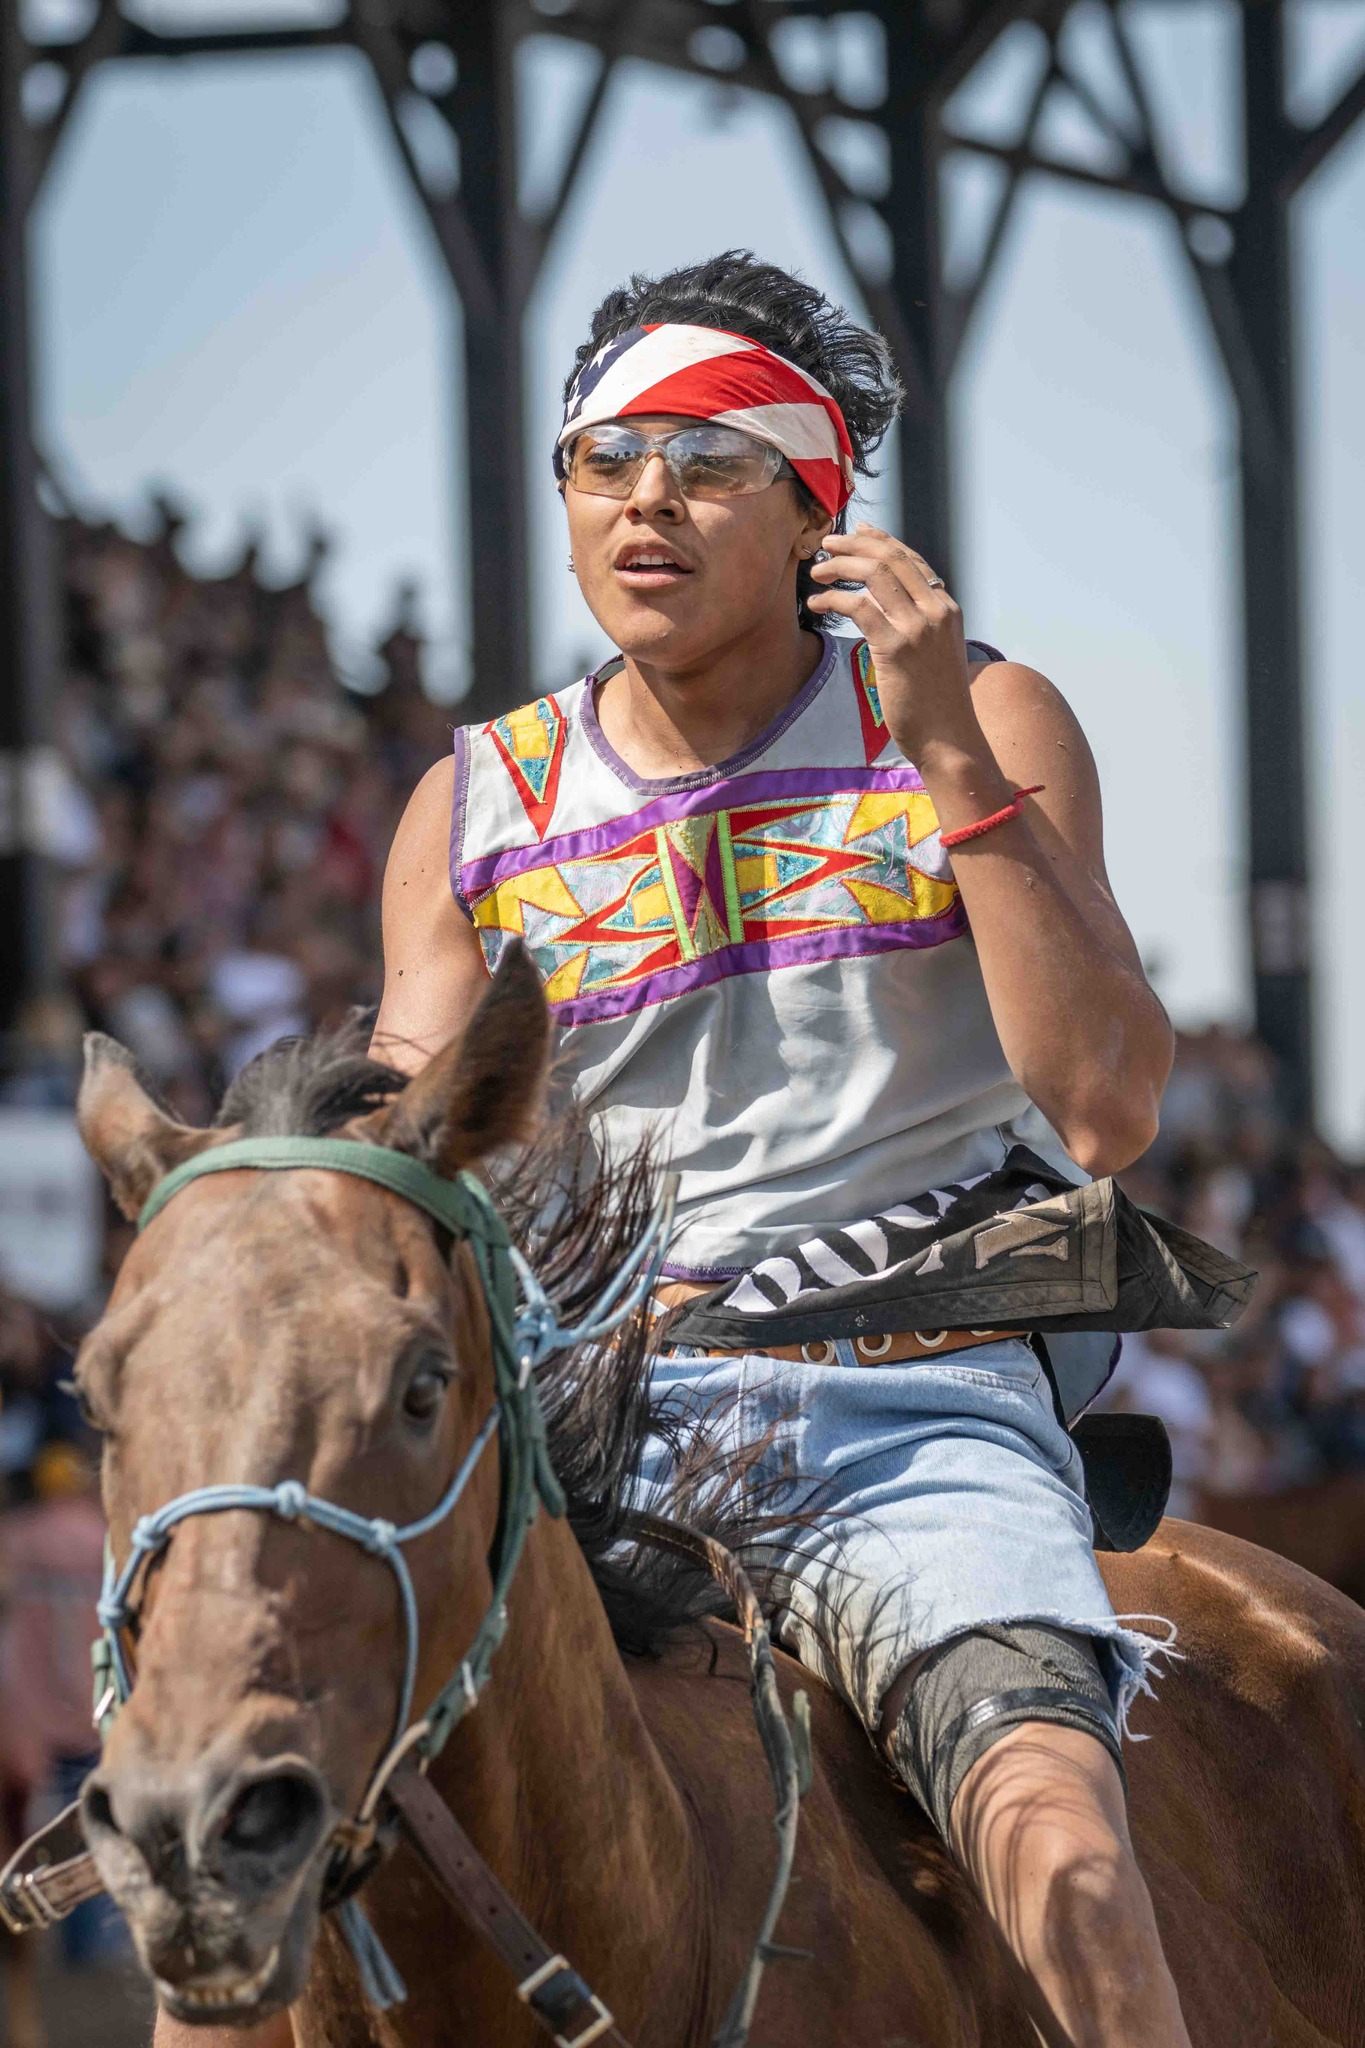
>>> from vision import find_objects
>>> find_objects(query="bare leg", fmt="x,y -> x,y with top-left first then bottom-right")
152,2014 -> 292,2048
948,1721 -> 1191,2048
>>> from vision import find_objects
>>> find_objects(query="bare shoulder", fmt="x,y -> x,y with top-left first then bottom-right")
389,750 -> 457,855
967,655 -> 1094,756
373,750 -> 486,1073
965,656 -> 1104,832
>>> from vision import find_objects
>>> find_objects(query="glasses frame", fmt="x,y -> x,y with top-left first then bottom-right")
562,421 -> 798,502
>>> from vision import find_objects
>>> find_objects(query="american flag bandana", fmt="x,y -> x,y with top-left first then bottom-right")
555,321 -> 856,519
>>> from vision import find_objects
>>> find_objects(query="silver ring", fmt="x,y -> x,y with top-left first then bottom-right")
925,575 -> 945,589
800,1340 -> 837,1366
854,1332 -> 893,1360
916,1330 -> 947,1349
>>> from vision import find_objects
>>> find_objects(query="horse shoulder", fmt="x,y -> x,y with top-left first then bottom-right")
628,1625 -> 1039,2044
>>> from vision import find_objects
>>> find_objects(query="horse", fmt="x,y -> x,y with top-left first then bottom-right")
61,947 -> 1365,2045
1198,1470 -> 1365,1607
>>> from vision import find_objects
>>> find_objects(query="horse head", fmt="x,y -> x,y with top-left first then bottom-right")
72,947 -> 550,2026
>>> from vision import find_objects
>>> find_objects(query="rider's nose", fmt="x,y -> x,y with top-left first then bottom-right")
82,1755 -> 330,1899
627,450 -> 681,516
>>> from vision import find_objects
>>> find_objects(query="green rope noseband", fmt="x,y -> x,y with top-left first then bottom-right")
138,1134 -> 505,1249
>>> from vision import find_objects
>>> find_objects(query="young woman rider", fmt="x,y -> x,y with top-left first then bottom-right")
160,251 -> 1186,2048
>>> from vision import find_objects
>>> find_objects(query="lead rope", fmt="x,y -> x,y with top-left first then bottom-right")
624,1512 -> 812,2048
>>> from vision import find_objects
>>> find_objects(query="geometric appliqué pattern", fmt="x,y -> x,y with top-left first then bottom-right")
469,780 -> 963,1025
852,638 -> 888,765
486,694 -> 566,841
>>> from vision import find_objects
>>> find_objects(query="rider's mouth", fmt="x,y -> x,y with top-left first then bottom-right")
156,1940 -> 282,2018
613,549 -> 694,588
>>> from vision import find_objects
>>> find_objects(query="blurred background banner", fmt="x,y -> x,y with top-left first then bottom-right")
0,1108 -> 100,1311
1,3 -> 1364,2039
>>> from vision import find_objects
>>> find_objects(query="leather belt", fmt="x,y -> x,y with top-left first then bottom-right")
670,1327 -> 1011,1367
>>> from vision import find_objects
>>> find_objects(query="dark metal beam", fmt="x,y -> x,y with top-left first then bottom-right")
941,126 -> 1238,225
878,16 -> 957,584
1227,1 -> 1314,1122
0,3 -> 58,1033
446,4 -> 534,718
1282,56 -> 1365,197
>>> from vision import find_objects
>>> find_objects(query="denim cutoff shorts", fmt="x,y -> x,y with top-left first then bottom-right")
628,1334 -> 1175,1747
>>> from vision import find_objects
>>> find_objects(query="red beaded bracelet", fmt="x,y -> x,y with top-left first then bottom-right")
938,784 -> 1045,849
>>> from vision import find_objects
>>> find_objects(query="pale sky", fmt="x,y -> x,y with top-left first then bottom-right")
28,0 -> 1365,1144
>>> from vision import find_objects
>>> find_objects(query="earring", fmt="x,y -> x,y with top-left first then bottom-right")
567,556 -> 575,571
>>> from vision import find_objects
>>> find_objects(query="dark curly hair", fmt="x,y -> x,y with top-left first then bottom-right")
564,250 -> 904,630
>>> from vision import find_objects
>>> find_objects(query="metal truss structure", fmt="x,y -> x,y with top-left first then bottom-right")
4,1 -> 1364,1120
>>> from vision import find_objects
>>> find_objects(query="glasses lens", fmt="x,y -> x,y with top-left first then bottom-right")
568,428 -> 649,496
669,426 -> 784,498
566,424 -> 786,499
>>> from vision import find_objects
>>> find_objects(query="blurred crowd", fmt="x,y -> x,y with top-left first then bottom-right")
2,494 -> 455,1135
1109,1025 -> 1365,1516
1,504 -> 1364,1909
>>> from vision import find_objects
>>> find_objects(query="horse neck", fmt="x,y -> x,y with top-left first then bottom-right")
381,1510 -> 712,2041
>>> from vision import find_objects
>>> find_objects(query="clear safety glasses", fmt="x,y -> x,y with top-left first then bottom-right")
563,422 -> 795,501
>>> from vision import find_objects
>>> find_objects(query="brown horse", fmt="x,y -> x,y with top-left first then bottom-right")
1198,1471 -> 1365,1608
68,952 -> 1365,2046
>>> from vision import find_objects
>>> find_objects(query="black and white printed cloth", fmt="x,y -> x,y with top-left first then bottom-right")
665,1145 -> 1256,1426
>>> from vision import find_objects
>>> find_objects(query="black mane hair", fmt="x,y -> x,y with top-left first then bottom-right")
564,249 -> 904,630
215,1012 -> 794,1656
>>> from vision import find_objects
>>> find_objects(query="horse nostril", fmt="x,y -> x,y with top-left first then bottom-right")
81,1779 -> 118,1841
220,1770 -> 325,1864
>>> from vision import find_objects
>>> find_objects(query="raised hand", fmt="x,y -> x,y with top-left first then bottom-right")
806,522 -> 976,765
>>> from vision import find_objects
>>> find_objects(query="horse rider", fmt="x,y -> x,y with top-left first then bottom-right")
173,251 -> 1188,2048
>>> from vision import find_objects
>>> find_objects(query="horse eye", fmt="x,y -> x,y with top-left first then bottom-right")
62,1375 -> 107,1436
402,1362 -> 451,1424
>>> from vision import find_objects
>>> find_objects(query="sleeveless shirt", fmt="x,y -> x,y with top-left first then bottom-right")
450,629 -> 1082,1280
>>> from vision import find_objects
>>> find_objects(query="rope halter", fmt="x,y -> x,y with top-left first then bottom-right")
94,1133 -> 675,1820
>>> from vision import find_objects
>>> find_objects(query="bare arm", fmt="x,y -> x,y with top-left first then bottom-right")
808,527 -> 1172,1174
919,658 -> 1172,1174
368,754 -> 490,1078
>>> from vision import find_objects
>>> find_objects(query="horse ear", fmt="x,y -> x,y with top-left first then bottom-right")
377,942 -> 551,1176
76,1035 -> 239,1222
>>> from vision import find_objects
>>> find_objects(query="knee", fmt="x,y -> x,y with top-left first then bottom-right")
952,1736 -> 1156,1951
1018,1806 -> 1146,1926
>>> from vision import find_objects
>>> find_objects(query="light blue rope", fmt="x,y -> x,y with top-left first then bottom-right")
96,1409 -> 502,1751
336,1897 -> 408,2010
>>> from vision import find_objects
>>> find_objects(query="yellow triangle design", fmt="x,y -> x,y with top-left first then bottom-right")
542,949 -> 588,1005
505,865 -> 583,919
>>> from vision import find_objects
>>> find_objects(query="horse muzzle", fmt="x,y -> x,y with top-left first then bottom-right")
81,1747 -> 334,2018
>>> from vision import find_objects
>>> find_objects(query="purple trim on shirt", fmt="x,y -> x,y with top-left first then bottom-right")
448,724 -> 473,918
545,907 -> 966,1029
579,629 -> 841,794
460,761 -> 930,897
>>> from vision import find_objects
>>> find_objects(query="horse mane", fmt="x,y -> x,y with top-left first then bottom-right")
214,1012 -> 785,1658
